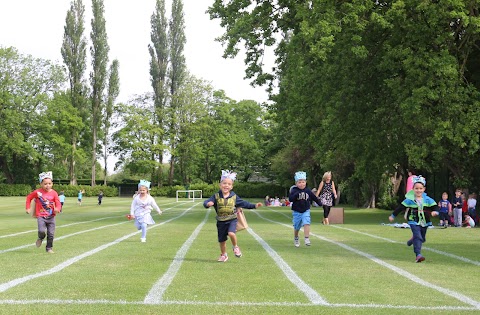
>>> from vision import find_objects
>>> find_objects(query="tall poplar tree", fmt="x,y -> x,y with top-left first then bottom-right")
89,0 -> 109,186
148,0 -> 169,186
103,59 -> 119,185
167,0 -> 186,185
61,0 -> 87,185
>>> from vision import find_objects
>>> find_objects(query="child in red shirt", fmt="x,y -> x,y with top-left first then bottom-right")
25,171 -> 61,253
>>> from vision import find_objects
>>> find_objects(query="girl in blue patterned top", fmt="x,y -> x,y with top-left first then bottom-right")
389,176 -> 439,263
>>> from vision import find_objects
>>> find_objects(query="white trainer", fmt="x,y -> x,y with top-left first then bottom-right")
294,237 -> 300,247
141,238 -> 146,243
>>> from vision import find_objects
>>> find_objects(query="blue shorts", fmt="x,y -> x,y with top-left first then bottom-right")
216,219 -> 237,242
292,210 -> 311,231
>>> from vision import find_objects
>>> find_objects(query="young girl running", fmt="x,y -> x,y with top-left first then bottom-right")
130,180 -> 162,242
389,175 -> 438,262
315,171 -> 337,225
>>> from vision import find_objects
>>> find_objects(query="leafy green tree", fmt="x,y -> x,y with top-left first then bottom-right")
148,0 -> 169,187
61,0 -> 88,185
174,74 -> 213,184
111,94 -> 164,178
102,59 -> 119,185
89,0 -> 110,186
0,47 -> 65,184
167,0 -> 187,185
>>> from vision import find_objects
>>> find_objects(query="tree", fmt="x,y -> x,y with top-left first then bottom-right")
0,47 -> 65,183
167,0 -> 187,185
148,0 -> 169,186
103,59 -> 119,185
61,0 -> 88,185
111,94 -> 164,178
89,0 -> 110,186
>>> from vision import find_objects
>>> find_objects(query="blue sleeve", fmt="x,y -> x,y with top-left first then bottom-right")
289,188 -> 299,202
203,194 -> 216,208
235,195 -> 257,209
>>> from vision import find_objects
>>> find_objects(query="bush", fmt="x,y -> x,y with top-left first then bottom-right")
0,184 -> 32,196
54,185 -> 118,197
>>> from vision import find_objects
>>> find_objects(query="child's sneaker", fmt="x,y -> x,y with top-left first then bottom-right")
406,238 -> 413,246
141,238 -> 146,243
415,254 -> 425,263
35,239 -> 43,248
294,237 -> 300,247
217,254 -> 228,262
233,246 -> 242,257
46,249 -> 54,254
304,237 -> 311,246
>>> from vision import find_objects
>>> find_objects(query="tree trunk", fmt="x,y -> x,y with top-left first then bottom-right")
69,137 -> 77,185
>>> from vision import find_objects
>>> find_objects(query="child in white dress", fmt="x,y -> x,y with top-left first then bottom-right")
130,180 -> 162,242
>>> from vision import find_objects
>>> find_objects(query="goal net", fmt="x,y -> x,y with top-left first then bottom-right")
176,190 -> 203,202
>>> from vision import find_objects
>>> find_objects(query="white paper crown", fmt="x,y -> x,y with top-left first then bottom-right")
221,170 -> 237,182
138,179 -> 151,189
39,171 -> 53,183
294,171 -> 307,182
412,175 -> 426,186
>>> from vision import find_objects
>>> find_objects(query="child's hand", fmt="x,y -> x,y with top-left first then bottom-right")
255,202 -> 262,208
431,211 -> 439,217
388,215 -> 394,223
157,210 -> 162,215
25,208 -> 30,214
206,201 -> 214,207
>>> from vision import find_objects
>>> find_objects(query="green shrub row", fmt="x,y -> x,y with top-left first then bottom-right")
0,184 -> 117,197
0,184 -> 32,196
0,182 -> 286,199
150,182 -> 286,199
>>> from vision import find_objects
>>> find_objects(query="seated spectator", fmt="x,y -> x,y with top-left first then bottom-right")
463,215 -> 475,228
265,195 -> 270,206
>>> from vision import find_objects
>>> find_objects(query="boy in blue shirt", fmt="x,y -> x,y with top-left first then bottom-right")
437,192 -> 452,227
289,171 -> 323,247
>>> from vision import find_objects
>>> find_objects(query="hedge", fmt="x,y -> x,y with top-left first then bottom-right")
0,184 -> 117,197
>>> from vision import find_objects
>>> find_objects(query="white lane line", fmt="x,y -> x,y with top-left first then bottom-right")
269,208 -> 480,266
144,208 -> 210,304
0,216 -> 120,239
0,299 -> 478,310
0,204 -> 185,254
0,200 -> 185,239
253,210 -> 480,309
247,227 -> 328,305
0,222 -> 128,254
330,225 -> 480,266
0,204 -> 200,293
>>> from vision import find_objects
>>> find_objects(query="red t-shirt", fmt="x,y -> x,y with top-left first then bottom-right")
26,189 -> 61,217
462,200 -> 468,214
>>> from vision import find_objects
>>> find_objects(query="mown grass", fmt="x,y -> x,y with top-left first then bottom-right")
0,197 -> 479,314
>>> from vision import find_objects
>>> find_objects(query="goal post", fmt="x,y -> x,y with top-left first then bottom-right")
176,190 -> 203,202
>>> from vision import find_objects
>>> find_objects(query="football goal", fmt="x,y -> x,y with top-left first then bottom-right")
176,190 -> 203,202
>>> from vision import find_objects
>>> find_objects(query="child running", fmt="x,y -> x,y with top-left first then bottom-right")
204,170 -> 262,262
25,171 -> 61,253
130,180 -> 162,242
389,175 -> 439,262
289,171 -> 323,247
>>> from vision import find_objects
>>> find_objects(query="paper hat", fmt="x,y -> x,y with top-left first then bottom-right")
412,175 -> 426,186
220,170 -> 237,182
39,171 -> 53,183
138,179 -> 151,189
294,171 -> 307,182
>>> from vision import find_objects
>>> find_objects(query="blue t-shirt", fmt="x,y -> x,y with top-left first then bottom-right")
438,199 -> 450,213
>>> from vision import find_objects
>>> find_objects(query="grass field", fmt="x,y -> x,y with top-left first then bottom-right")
0,196 -> 479,315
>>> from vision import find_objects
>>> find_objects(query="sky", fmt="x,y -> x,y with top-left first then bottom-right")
0,0 -> 272,104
